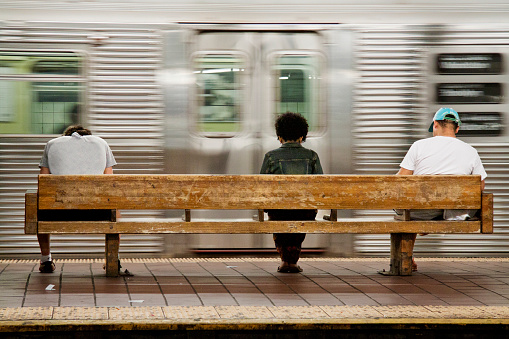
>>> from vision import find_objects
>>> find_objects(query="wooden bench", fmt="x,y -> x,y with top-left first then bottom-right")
25,174 -> 493,277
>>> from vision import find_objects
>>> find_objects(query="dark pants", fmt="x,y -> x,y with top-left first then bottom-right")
267,209 -> 316,264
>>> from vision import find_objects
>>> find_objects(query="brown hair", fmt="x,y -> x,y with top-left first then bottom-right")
437,120 -> 458,131
63,125 -> 92,136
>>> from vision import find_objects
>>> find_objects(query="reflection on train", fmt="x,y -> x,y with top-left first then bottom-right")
0,2 -> 508,258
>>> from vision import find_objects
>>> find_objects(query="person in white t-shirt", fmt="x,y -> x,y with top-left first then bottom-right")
396,107 -> 487,271
38,125 -> 117,273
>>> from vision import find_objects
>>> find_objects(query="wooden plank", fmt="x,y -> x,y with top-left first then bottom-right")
380,210 -> 416,275
258,210 -> 264,222
389,234 -> 404,275
38,174 -> 482,211
105,234 -> 120,277
481,192 -> 494,234
387,233 -> 415,276
403,210 -> 411,221
24,190 -> 38,235
399,233 -> 415,276
38,219 -> 482,234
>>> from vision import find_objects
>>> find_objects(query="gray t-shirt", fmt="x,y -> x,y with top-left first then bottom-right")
39,132 -> 116,174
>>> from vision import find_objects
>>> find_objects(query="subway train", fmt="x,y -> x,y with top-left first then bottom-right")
0,0 -> 508,258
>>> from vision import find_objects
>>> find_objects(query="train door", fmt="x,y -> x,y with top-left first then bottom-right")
188,30 -> 329,251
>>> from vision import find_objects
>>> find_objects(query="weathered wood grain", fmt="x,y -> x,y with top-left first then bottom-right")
38,174 -> 482,210
29,174 -> 491,278
24,191 -> 38,235
387,233 -> 415,276
37,219 -> 482,234
105,234 -> 120,277
481,192 -> 494,234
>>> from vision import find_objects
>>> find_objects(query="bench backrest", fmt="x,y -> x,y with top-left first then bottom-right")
38,174 -> 482,210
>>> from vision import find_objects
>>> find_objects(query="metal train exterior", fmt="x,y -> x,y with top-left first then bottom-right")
1,1 -> 508,258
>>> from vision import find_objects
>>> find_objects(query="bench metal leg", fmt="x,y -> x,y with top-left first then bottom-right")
380,233 -> 414,276
105,234 -> 120,277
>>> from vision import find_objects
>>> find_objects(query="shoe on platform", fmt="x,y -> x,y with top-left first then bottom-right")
39,260 -> 56,273
277,264 -> 303,273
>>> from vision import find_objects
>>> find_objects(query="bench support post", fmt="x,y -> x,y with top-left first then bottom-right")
481,192 -> 494,234
258,210 -> 264,222
380,209 -> 414,276
387,233 -> 414,276
104,210 -> 120,277
25,190 -> 38,235
105,234 -> 120,277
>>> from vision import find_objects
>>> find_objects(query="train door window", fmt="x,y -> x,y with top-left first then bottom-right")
0,51 -> 83,134
193,53 -> 246,136
272,54 -> 324,133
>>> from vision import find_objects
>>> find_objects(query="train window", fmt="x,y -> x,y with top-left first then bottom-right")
437,53 -> 502,75
32,60 -> 80,75
456,112 -> 504,136
193,54 -> 246,136
272,54 -> 324,132
0,51 -> 83,134
436,83 -> 503,104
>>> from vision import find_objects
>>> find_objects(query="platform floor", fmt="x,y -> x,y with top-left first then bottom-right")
2,257 -> 509,336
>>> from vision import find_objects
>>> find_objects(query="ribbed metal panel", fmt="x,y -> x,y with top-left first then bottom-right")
2,1 -> 509,14
0,137 -> 43,255
0,23 -> 165,257
352,26 -> 426,175
353,25 -> 509,257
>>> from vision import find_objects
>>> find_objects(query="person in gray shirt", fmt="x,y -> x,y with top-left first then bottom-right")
38,125 -> 117,273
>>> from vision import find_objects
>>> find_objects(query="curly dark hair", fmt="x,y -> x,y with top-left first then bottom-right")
275,112 -> 309,142
63,125 -> 92,136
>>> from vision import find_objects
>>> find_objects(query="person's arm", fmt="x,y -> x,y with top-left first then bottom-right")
472,155 -> 487,191
398,165 -> 484,188
397,167 -> 413,175
313,152 -> 323,174
102,166 -> 120,219
40,167 -> 50,174
396,167 -> 413,175
260,154 -> 271,174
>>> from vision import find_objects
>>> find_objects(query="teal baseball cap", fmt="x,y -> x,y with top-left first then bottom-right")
428,107 -> 462,132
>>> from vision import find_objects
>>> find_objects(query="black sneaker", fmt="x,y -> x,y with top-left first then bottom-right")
39,261 -> 56,273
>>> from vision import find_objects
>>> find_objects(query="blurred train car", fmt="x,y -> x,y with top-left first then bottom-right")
0,0 -> 508,258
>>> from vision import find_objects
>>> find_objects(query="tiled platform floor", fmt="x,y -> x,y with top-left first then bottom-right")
2,257 -> 509,326
0,258 -> 509,307
2,257 -> 509,309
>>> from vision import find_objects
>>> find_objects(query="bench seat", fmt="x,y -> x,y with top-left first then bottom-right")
25,174 -> 493,277
36,217 -> 485,234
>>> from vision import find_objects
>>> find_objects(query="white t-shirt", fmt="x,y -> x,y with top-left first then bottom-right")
39,132 -> 116,175
400,136 -> 487,220
400,136 -> 487,180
